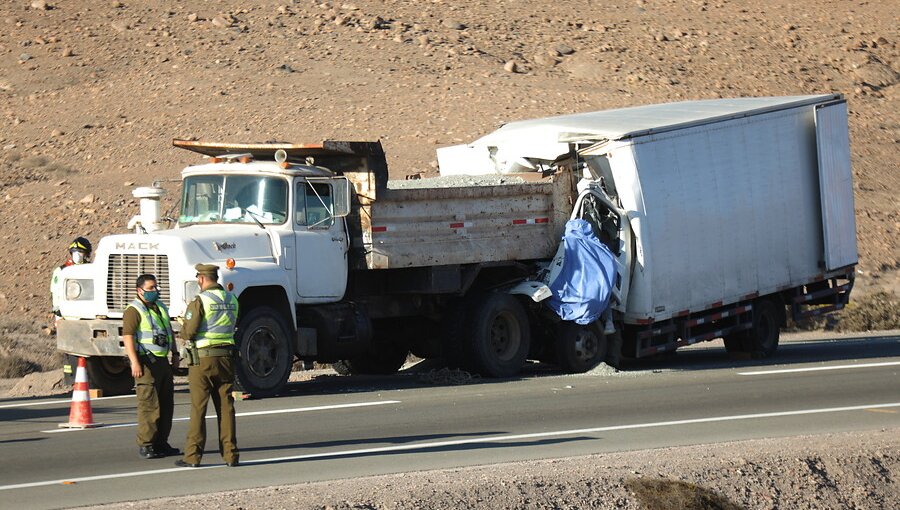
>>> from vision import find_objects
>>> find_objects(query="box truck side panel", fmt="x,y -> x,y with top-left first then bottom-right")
814,100 -> 858,271
623,106 -> 826,321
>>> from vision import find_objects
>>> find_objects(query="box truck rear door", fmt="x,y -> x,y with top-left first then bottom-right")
814,100 -> 858,271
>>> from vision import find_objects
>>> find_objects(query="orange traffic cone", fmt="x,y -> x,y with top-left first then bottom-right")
59,357 -> 101,429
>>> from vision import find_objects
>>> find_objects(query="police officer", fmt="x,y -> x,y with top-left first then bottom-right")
175,263 -> 240,468
51,237 -> 92,325
122,273 -> 180,459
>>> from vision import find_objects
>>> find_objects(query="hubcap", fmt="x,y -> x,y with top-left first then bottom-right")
572,329 -> 599,362
489,310 -> 521,362
246,326 -> 280,378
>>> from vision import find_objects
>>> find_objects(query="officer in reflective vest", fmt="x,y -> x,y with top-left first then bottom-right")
175,263 -> 240,468
122,273 -> 180,460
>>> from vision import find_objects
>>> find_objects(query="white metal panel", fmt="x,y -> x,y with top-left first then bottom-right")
620,105 -> 825,321
815,101 -> 858,270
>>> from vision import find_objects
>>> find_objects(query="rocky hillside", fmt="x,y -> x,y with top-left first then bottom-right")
0,0 -> 897,318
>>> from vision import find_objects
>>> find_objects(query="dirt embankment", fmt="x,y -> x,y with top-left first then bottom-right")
79,428 -> 899,510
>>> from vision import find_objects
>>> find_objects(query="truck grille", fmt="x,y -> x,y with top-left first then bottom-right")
106,254 -> 170,312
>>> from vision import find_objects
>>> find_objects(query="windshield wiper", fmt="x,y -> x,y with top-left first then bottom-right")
243,208 -> 267,230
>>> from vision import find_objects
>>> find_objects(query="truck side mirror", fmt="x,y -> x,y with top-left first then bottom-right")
332,177 -> 351,217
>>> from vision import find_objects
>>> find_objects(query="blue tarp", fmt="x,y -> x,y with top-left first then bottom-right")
547,219 -> 617,325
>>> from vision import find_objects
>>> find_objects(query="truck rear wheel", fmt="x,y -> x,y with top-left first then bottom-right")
555,322 -> 607,373
85,356 -> 134,396
746,299 -> 781,358
235,307 -> 293,398
465,293 -> 530,378
724,299 -> 781,358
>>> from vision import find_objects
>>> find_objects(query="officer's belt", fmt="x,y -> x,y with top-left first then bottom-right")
197,347 -> 234,358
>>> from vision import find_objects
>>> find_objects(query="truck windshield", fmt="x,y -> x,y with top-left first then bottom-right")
179,175 -> 288,225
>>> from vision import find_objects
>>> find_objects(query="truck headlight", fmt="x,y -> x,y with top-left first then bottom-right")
184,280 -> 200,304
65,279 -> 94,301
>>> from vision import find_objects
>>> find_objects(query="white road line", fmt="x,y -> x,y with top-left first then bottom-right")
0,394 -> 135,410
738,361 -> 900,376
8,400 -> 900,491
41,400 -> 401,434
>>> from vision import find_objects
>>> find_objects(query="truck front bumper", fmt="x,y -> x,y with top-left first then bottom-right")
57,319 -> 126,356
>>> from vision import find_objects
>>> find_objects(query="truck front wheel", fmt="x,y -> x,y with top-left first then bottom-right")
555,322 -> 607,373
465,293 -> 530,378
85,356 -> 134,396
235,307 -> 293,398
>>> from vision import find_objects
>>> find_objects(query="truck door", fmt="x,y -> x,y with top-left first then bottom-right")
294,179 -> 349,299
814,100 -> 858,271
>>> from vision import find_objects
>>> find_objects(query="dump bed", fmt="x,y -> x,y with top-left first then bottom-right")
353,172 -> 576,269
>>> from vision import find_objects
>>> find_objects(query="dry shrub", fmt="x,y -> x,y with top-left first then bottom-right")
0,354 -> 39,378
625,478 -> 744,510
835,291 -> 900,332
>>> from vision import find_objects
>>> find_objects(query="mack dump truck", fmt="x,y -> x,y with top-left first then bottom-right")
56,94 -> 857,397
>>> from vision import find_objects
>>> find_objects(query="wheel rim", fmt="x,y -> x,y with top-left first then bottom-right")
246,326 -> 281,379
572,329 -> 599,362
490,310 -> 522,362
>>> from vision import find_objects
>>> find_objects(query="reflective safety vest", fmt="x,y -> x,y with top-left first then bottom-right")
127,299 -> 174,357
195,289 -> 239,349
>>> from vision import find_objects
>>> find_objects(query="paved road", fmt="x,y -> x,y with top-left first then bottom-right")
1,332 -> 899,509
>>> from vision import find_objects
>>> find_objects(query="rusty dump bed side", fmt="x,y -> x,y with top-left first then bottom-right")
355,170 -> 577,270
173,139 -> 577,271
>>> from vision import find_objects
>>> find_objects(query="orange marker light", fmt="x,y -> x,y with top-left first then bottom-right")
239,155 -> 252,164
226,282 -> 234,291
279,161 -> 290,169
226,258 -> 236,270
210,157 -> 222,163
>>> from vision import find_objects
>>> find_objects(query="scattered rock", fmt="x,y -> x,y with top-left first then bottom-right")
18,53 -> 32,62
187,13 -> 199,22
504,60 -> 519,73
554,43 -> 575,55
30,0 -> 50,10
211,15 -> 233,28
110,21 -> 130,33
79,194 -> 95,204
442,20 -> 465,30
61,47 -> 74,57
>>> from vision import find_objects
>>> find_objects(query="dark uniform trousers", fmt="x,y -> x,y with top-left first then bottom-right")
135,359 -> 174,448
184,355 -> 239,465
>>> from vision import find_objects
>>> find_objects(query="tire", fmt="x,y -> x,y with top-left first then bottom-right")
464,293 -> 530,378
339,344 -> 409,375
723,299 -> 781,358
746,299 -> 781,358
85,356 -> 134,396
235,306 -> 293,398
555,322 -> 607,373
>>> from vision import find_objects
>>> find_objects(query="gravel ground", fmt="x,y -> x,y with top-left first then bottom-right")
77,427 -> 900,510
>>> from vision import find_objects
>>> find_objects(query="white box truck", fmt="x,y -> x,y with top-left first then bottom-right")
56,94 -> 856,396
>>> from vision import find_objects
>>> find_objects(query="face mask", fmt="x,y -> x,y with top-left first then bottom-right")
142,290 -> 160,303
71,251 -> 85,264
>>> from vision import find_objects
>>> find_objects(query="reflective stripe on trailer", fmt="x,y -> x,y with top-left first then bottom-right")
512,217 -> 549,225
685,304 -> 753,327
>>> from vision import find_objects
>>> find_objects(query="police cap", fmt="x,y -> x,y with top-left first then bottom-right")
194,263 -> 220,278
